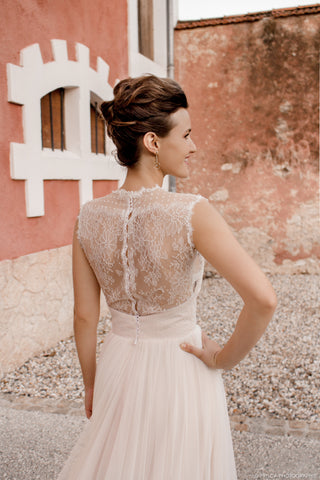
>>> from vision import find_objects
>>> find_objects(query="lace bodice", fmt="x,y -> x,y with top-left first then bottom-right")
77,185 -> 204,317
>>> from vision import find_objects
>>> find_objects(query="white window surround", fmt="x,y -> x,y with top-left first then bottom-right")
127,0 -> 179,191
128,0 -> 168,78
7,39 -> 125,217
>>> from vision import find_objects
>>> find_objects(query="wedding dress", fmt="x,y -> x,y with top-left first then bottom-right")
58,185 -> 237,479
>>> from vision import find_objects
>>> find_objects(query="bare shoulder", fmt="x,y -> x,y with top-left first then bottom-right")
191,197 -> 276,306
192,196 -> 228,233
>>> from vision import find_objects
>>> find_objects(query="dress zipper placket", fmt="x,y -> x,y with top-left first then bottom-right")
121,195 -> 141,345
134,313 -> 141,345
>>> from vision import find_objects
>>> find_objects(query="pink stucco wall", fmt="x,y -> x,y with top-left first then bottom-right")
175,9 -> 320,272
0,0 -> 127,261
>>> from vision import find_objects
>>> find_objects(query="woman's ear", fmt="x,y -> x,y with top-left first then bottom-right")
143,132 -> 159,155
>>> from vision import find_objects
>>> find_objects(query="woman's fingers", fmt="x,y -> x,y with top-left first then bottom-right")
85,407 -> 92,419
85,401 -> 92,419
84,386 -> 94,419
180,331 -> 222,369
85,397 -> 92,418
180,341 -> 204,360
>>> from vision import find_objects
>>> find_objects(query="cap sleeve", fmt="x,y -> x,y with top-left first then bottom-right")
76,201 -> 91,253
186,194 -> 207,248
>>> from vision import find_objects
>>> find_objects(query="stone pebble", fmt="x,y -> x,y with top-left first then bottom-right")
1,274 -> 319,423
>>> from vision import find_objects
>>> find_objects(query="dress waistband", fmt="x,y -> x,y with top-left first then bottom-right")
110,296 -> 197,344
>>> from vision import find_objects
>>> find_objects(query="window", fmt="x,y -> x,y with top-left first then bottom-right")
90,102 -> 106,154
128,0 -> 168,78
138,0 -> 154,60
41,88 -> 65,150
8,40 -> 124,217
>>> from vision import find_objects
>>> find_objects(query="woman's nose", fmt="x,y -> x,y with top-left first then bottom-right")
190,138 -> 197,153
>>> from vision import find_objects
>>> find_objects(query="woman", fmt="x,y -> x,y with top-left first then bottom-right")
58,75 -> 277,479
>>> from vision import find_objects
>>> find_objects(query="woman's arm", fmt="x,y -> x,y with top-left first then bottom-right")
72,220 -> 101,417
180,199 -> 277,370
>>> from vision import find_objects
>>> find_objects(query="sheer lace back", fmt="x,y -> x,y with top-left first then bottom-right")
77,186 -> 204,316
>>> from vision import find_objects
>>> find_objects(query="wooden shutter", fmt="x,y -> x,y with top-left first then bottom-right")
41,88 -> 65,150
91,103 -> 106,154
138,0 -> 154,60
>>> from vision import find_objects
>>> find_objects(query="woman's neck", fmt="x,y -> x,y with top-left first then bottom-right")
120,157 -> 164,192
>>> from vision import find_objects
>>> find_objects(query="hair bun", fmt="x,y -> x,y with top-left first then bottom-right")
99,75 -> 188,168
100,100 -> 115,124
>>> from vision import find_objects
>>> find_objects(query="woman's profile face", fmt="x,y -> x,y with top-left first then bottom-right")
157,108 -> 197,178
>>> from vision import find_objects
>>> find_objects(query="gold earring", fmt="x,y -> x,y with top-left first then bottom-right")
154,151 -> 161,169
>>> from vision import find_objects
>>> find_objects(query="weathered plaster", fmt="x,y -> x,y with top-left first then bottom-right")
175,12 -> 320,273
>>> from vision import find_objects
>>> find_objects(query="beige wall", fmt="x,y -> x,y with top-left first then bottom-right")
0,246 -> 109,375
0,247 -> 73,375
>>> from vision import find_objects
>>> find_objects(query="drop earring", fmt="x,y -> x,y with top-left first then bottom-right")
154,151 -> 161,169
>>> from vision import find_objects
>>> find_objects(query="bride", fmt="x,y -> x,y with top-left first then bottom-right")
58,74 -> 277,479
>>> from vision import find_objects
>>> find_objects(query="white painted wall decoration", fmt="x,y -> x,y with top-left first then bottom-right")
128,0 -> 176,191
127,0 -> 168,78
7,39 -> 125,217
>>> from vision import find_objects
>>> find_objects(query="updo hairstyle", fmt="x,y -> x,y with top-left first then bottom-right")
100,75 -> 188,167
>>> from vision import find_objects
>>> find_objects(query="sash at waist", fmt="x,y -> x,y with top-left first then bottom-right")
109,296 -> 197,341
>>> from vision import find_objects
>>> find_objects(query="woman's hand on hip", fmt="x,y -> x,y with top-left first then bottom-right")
180,331 -> 222,369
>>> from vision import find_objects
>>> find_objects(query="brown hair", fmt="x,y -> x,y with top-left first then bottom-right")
100,74 -> 188,167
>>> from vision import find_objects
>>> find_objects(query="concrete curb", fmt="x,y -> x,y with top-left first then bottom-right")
1,393 -> 319,440
229,414 -> 320,439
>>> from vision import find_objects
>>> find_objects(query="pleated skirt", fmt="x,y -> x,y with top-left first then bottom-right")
57,297 -> 237,479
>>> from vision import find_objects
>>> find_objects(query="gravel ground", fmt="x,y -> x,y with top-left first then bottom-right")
0,406 -> 319,480
1,274 -> 319,422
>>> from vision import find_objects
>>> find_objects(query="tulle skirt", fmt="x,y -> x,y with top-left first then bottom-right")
58,297 -> 237,479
